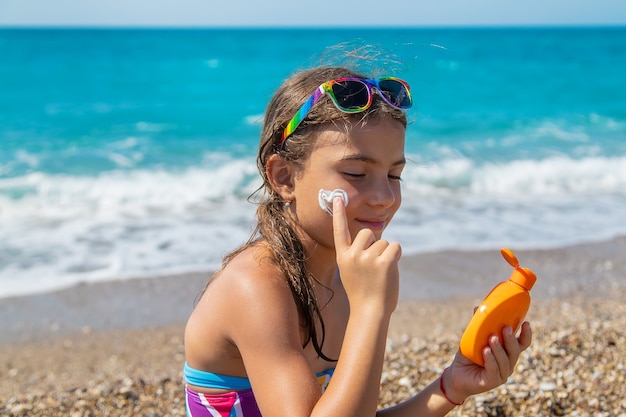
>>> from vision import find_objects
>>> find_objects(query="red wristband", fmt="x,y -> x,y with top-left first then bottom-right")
439,368 -> 464,406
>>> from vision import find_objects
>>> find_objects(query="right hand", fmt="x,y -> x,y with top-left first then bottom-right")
445,322 -> 533,403
332,196 -> 402,316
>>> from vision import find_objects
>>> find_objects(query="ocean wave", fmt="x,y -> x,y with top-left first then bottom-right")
1,154 -> 625,298
0,161 -> 259,226
0,163 -> 260,298
404,154 -> 626,197
412,115 -> 626,162
2,154 -> 623,224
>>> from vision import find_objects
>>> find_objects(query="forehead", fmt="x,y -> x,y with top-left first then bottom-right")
308,119 -> 406,163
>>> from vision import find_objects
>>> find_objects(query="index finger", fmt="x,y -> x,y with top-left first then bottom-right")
332,196 -> 351,250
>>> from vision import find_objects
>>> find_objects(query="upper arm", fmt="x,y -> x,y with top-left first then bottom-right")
224,265 -> 322,417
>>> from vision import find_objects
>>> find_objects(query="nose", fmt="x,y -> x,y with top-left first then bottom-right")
368,178 -> 398,208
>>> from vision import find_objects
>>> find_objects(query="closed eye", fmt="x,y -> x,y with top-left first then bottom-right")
342,172 -> 365,179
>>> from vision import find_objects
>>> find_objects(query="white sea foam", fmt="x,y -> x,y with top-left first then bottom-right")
1,154 -> 625,298
394,153 -> 626,253
244,114 -> 264,126
15,151 -> 40,169
404,154 -> 626,196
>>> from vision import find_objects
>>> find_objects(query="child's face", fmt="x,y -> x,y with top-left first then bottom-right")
292,118 -> 406,248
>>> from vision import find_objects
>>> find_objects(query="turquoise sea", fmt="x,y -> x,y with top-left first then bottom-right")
1,27 -> 625,297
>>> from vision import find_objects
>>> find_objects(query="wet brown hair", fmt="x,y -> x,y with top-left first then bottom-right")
222,66 -> 408,361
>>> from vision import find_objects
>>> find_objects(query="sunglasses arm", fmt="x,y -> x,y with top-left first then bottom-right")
280,87 -> 326,146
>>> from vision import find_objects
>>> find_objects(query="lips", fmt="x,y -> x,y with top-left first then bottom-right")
356,218 -> 386,230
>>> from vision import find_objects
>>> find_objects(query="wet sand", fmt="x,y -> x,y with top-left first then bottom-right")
1,237 -> 625,416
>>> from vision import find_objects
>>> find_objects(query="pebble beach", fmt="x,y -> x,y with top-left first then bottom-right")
1,238 -> 625,416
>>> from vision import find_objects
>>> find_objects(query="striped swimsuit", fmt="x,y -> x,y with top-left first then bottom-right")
184,362 -> 334,417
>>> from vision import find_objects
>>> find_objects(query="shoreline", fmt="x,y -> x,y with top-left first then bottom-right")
1,235 -> 624,345
1,236 -> 625,415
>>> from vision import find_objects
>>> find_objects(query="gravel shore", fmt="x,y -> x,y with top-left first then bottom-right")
1,238 -> 625,416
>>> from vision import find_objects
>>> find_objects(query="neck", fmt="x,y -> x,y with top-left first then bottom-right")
299,235 -> 339,286
283,219 -> 344,304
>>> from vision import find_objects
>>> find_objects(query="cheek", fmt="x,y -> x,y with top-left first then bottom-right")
302,212 -> 336,249
294,193 -> 336,245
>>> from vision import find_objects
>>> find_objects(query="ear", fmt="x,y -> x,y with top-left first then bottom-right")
266,154 -> 296,201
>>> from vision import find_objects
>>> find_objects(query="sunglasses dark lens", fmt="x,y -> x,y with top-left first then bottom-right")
377,80 -> 412,108
331,80 -> 370,110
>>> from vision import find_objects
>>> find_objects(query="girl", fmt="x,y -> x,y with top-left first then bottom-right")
184,65 -> 532,417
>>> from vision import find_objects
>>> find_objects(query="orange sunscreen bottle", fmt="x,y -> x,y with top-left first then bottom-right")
459,248 -> 537,366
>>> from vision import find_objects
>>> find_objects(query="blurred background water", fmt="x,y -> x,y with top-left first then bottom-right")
1,27 -> 625,297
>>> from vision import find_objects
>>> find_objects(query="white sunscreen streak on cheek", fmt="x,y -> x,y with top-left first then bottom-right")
318,188 -> 349,215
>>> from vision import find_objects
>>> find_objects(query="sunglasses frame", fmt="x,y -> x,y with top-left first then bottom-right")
280,77 -> 412,149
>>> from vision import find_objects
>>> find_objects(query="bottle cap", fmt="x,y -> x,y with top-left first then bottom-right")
501,248 -> 537,290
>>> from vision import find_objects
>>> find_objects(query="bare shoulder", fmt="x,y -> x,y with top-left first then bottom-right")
185,243 -> 300,370
207,244 -> 294,312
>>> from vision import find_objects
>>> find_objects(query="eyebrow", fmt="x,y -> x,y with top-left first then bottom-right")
339,153 -> 406,167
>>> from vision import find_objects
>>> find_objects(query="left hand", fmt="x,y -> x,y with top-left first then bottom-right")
443,322 -> 533,404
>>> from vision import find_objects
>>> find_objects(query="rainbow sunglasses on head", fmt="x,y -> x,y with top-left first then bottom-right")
280,77 -> 412,148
